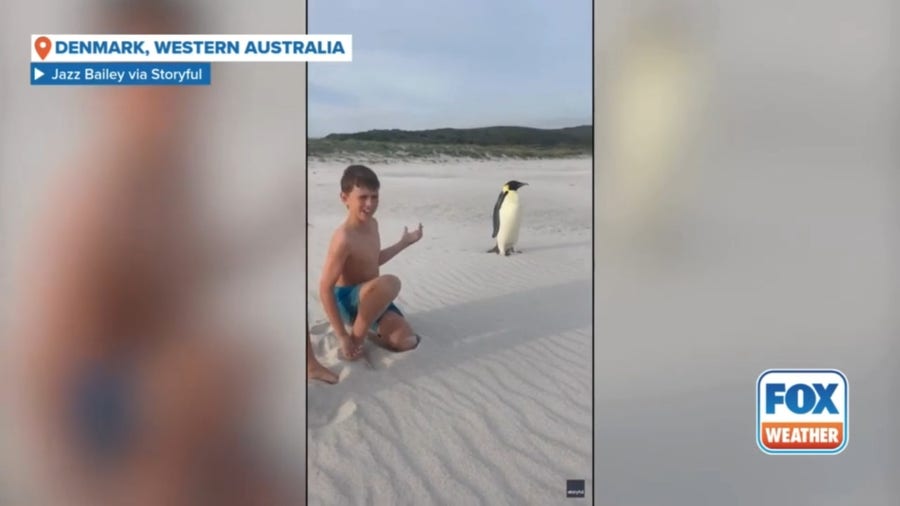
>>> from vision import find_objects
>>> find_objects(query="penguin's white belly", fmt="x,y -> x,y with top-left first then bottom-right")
497,198 -> 522,253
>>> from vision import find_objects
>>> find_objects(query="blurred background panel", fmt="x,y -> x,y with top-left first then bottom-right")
1,1 -> 307,504
595,0 -> 898,504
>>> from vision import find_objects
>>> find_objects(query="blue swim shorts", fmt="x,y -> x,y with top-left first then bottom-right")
71,362 -> 134,464
333,284 -> 403,331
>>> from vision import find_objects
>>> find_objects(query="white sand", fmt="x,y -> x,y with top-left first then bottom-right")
306,157 -> 593,505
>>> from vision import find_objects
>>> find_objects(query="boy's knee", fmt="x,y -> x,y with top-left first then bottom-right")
378,274 -> 401,295
361,274 -> 401,300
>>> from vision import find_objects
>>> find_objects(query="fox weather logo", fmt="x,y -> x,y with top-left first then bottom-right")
756,369 -> 848,455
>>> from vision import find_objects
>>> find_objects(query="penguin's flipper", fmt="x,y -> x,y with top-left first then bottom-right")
491,190 -> 507,238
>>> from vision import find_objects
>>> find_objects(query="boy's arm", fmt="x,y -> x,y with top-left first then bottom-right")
318,231 -> 351,339
379,223 -> 423,265
378,239 -> 409,266
16,191 -> 115,497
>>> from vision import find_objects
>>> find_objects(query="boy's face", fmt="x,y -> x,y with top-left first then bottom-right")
95,14 -> 197,155
341,185 -> 379,221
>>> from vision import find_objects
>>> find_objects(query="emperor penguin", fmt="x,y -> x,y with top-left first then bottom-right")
487,180 -> 528,256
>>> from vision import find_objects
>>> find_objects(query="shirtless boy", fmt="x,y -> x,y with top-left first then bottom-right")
11,3 -> 301,504
318,165 -> 423,361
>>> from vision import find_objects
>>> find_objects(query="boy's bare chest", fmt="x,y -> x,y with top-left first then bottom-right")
347,230 -> 381,264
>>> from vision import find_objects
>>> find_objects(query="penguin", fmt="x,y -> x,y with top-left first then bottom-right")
487,180 -> 528,255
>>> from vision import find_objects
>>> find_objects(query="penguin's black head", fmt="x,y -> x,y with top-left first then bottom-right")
504,180 -> 528,191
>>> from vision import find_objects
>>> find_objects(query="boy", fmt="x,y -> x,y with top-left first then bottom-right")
11,3 -> 302,503
319,165 -> 423,361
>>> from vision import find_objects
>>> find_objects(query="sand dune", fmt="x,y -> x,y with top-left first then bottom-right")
306,158 -> 593,505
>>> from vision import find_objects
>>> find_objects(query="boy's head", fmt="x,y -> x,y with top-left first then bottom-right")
340,165 -> 380,221
95,0 -> 200,154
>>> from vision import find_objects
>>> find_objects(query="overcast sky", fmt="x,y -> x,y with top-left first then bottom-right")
307,0 -> 592,137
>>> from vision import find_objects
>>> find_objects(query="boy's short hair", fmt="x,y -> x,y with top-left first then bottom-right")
341,165 -> 380,194
101,0 -> 195,33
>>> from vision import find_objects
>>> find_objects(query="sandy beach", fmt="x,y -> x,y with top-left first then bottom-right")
306,157 -> 593,505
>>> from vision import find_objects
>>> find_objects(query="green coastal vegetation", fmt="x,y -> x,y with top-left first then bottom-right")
308,125 -> 592,163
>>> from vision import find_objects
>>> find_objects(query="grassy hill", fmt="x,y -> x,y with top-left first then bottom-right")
308,125 -> 593,162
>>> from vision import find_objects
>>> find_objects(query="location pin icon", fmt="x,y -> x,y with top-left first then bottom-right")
35,36 -> 51,60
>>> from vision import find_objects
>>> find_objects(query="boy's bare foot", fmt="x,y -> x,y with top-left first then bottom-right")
307,360 -> 339,384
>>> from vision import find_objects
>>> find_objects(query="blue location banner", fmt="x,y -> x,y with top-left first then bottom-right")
31,62 -> 211,86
